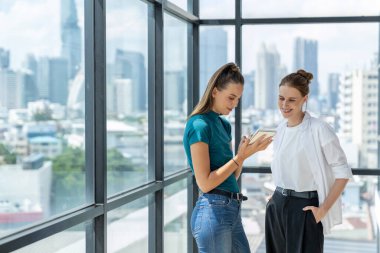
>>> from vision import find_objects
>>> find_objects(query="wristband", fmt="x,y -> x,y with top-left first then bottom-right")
232,158 -> 240,167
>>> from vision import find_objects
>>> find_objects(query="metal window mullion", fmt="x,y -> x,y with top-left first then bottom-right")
187,0 -> 199,251
235,0 -> 243,189
84,0 -> 96,251
88,0 -> 107,252
377,20 -> 380,253
148,2 -> 164,253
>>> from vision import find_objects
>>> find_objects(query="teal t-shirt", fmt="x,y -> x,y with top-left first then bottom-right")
183,110 -> 240,193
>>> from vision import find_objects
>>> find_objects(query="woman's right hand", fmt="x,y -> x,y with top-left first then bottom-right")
236,135 -> 273,161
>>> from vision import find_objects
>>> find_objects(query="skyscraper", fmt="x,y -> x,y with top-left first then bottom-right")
256,44 -> 286,110
200,28 -> 227,95
242,70 -> 255,109
0,48 -> 10,69
293,37 -> 319,98
338,66 -> 378,168
114,49 -> 146,113
328,73 -> 340,111
37,57 -> 69,105
61,0 -> 81,80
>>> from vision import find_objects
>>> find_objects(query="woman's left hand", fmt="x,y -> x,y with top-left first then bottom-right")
302,206 -> 326,223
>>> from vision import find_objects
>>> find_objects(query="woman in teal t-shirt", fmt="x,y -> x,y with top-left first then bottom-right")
183,62 -> 272,253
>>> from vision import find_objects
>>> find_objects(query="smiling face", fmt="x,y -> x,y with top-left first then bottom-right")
278,85 -> 307,121
211,82 -> 243,115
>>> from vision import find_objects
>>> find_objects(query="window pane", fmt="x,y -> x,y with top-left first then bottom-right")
107,196 -> 151,253
242,0 -> 380,18
12,223 -> 86,253
199,0 -> 235,19
242,24 -> 378,168
164,179 -> 188,253
164,13 -> 188,176
0,0 -> 86,237
106,0 -> 150,196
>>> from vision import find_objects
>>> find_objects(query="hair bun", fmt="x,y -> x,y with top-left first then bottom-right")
296,69 -> 313,82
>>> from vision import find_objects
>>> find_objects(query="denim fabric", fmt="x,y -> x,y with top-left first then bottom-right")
190,194 -> 251,253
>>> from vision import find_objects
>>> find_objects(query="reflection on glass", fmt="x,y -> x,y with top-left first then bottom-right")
241,24 -> 378,168
12,223 -> 86,253
164,179 -> 188,253
107,196 -> 151,253
241,174 -> 379,252
242,0 -> 380,18
0,0 -> 85,237
199,0 -> 235,19
163,13 -> 188,176
106,0 -> 149,196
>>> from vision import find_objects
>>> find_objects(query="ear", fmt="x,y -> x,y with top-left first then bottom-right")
304,95 -> 308,103
212,87 -> 218,98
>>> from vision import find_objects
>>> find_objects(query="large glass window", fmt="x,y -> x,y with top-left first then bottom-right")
106,0 -> 149,196
0,0 -> 86,237
107,196 -> 151,253
164,179 -> 188,253
163,13 -> 188,176
242,24 -> 378,168
242,0 -> 380,18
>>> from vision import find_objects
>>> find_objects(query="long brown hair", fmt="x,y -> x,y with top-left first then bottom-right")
189,62 -> 244,118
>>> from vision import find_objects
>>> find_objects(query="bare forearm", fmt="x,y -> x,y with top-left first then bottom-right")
199,158 -> 240,192
320,178 -> 349,213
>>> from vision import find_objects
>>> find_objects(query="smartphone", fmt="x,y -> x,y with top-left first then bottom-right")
248,129 -> 276,144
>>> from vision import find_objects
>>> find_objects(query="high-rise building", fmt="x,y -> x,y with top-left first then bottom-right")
114,49 -> 146,112
61,0 -> 81,79
243,70 -> 255,109
200,28 -> 227,95
256,44 -> 286,110
328,73 -> 340,111
0,69 -> 17,109
37,57 -> 69,105
0,48 -> 10,69
115,78 -> 133,115
293,37 -> 319,98
338,66 -> 378,168
164,70 -> 186,111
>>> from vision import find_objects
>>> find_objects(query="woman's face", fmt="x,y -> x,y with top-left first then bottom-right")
212,82 -> 243,115
278,85 -> 307,120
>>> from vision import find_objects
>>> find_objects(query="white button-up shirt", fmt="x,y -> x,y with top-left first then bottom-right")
271,112 -> 353,234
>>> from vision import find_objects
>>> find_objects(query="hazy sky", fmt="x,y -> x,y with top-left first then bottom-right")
1,0 -> 378,95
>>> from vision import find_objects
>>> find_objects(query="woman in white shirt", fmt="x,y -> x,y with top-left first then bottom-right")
265,69 -> 352,253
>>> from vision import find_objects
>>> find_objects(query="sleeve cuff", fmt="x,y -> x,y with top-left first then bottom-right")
331,164 -> 353,179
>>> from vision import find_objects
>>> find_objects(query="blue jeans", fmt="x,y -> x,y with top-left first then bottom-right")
191,193 -> 251,253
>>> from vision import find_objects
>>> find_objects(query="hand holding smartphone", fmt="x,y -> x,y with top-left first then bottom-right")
248,129 -> 276,144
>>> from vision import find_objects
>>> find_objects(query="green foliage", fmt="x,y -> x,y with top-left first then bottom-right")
52,147 -> 85,172
0,143 -> 16,164
33,108 -> 53,121
107,148 -> 135,171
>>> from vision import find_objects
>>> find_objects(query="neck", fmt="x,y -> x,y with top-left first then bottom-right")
287,112 -> 305,127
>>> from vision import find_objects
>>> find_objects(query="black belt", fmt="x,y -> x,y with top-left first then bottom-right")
206,188 -> 248,201
275,186 -> 318,199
